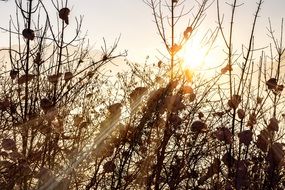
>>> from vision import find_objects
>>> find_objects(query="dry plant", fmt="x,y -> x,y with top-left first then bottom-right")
0,0 -> 284,190
86,0 -> 285,190
0,0 -> 124,189
86,0 -> 222,189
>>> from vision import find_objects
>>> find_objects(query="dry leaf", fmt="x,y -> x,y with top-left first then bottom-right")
256,96 -> 263,104
10,70 -> 19,80
221,64 -> 232,74
268,117 -> 279,132
191,120 -> 207,133
256,129 -> 270,152
73,115 -> 83,127
228,95 -> 241,109
18,74 -> 35,85
48,73 -> 62,83
2,138 -> 16,151
213,111 -> 224,118
165,95 -> 185,112
238,130 -> 253,146
169,114 -> 182,127
214,127 -> 232,144
266,78 -> 277,90
108,103 -> 122,116
0,98 -> 10,111
237,109 -> 245,119
157,60 -> 162,68
247,113 -> 257,127
183,26 -> 193,39
129,87 -> 148,104
34,52 -> 43,65
181,85 -> 193,94
40,98 -> 53,111
59,8 -> 70,24
170,44 -> 182,54
268,143 -> 284,165
22,28 -> 35,40
198,112 -> 204,119
64,72 -> 73,81
103,160 -> 116,173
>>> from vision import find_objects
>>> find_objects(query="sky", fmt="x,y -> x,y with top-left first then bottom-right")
0,0 -> 285,63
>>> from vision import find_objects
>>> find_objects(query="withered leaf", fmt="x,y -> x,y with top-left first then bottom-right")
40,98 -> 53,111
268,117 -> 279,132
266,78 -> 277,90
157,60 -> 162,68
183,26 -> 193,39
59,8 -> 70,24
108,103 -> 122,116
214,127 -> 232,144
165,95 -> 185,112
237,109 -> 245,119
191,120 -> 207,133
256,129 -> 270,152
256,96 -> 263,104
169,114 -> 182,127
181,85 -> 193,94
48,73 -> 62,83
247,113 -> 257,127
18,74 -> 35,85
0,98 -> 10,111
103,160 -> 116,173
64,72 -> 73,81
268,143 -> 284,165
221,64 -> 232,74
238,130 -> 253,146
129,87 -> 148,103
170,44 -> 182,54
228,95 -> 241,109
2,138 -> 16,151
10,70 -> 19,80
22,28 -> 35,40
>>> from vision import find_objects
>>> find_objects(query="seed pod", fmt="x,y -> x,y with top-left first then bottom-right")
64,72 -> 73,81
238,130 -> 253,146
22,28 -> 35,40
191,120 -> 207,134
10,70 -> 19,80
40,98 -> 53,111
2,138 -> 16,151
268,118 -> 279,132
59,8 -> 70,24
47,73 -> 62,83
266,78 -> 277,90
228,95 -> 241,109
18,74 -> 35,85
237,109 -> 245,119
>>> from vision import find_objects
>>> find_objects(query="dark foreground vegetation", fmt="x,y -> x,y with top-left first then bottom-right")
0,0 -> 284,189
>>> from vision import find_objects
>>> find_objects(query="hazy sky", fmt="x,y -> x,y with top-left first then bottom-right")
0,0 -> 285,62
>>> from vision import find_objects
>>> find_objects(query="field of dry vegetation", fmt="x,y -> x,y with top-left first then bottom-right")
0,0 -> 285,189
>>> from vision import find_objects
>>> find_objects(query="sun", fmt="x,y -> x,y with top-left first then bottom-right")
181,40 -> 208,70
180,33 -> 223,73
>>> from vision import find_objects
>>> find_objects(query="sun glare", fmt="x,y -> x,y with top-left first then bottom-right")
180,34 -> 223,73
181,44 -> 206,70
